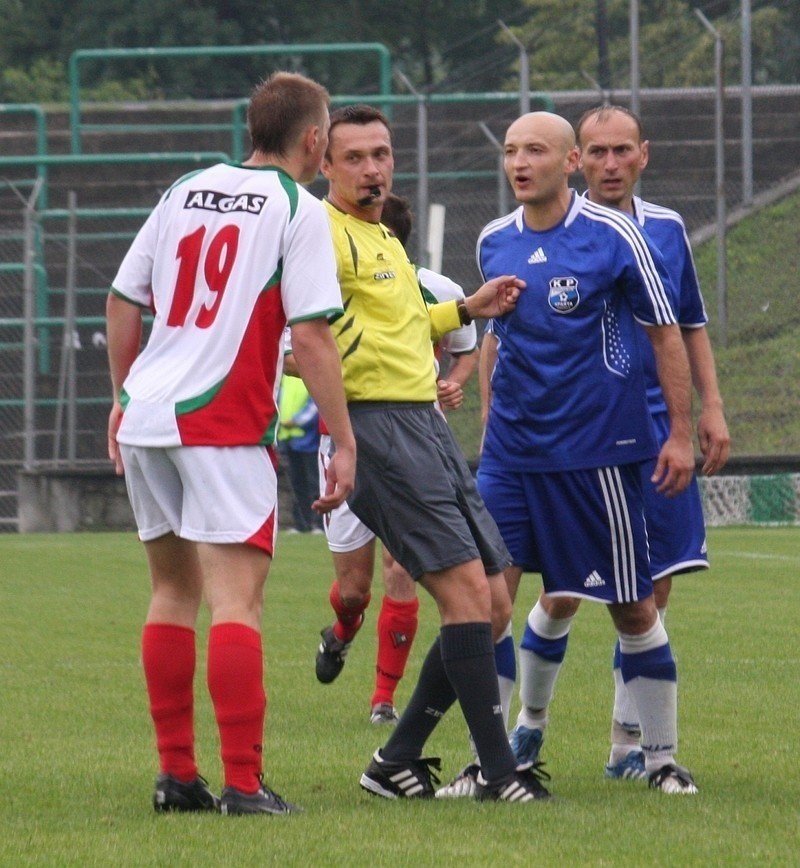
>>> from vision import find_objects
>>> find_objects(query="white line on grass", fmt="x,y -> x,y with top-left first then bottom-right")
719,550 -> 800,563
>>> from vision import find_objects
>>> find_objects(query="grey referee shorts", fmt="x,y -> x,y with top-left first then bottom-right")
346,401 -> 511,581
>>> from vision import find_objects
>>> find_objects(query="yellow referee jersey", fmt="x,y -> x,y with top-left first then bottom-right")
324,199 -> 460,402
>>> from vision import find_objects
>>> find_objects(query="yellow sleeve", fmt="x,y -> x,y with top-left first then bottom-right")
429,299 -> 460,342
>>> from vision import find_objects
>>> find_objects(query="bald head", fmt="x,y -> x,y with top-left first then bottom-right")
505,111 -> 576,153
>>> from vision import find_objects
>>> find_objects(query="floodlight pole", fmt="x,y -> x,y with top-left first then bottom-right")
53,191 -> 79,465
22,181 -> 44,470
479,122 -> 509,217
581,70 -> 610,106
394,69 -> 430,266
741,0 -> 753,206
629,0 -> 640,118
695,8 -> 728,346
629,0 -> 641,195
498,20 -> 530,115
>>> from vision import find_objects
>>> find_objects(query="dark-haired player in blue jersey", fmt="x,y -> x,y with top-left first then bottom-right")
501,106 -> 728,789
476,111 -> 698,795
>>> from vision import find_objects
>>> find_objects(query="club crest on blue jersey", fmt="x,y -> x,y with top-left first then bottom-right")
548,277 -> 580,313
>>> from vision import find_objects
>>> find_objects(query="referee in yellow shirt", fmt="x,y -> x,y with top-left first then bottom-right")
319,105 -> 548,803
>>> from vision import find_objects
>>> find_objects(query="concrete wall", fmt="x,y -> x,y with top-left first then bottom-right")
17,468 -> 136,532
17,464 -> 296,533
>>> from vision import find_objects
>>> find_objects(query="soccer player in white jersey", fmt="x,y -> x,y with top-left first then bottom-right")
475,111 -> 698,795
106,71 -> 356,817
499,105 -> 729,784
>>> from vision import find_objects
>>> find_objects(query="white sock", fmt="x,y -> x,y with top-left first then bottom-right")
515,703 -> 548,732
618,619 -> 678,773
517,601 -> 573,717
612,666 -> 641,737
609,604 -> 669,762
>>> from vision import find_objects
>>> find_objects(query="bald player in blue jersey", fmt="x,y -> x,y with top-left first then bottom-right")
497,105 -> 728,789
478,111 -> 698,795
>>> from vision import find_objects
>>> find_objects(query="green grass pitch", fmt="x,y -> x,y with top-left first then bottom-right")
1,527 -> 798,865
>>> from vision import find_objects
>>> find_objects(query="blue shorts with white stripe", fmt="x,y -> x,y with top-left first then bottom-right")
478,463 -> 653,604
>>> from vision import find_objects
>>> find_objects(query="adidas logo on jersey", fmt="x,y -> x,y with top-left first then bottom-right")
527,247 -> 547,264
583,570 -> 605,588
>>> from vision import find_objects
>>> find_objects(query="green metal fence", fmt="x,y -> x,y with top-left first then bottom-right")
0,104 -> 49,208
68,43 -> 393,154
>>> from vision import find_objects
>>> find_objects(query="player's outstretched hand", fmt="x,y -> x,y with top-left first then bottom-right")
465,275 -> 525,320
313,443 -> 356,514
651,434 -> 695,497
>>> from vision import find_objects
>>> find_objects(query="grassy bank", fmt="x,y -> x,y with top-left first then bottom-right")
449,190 -> 800,461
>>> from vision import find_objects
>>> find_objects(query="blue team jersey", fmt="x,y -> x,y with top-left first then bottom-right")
630,196 -> 708,416
478,191 -> 678,473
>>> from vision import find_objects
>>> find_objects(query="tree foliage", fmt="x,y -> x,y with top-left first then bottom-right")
0,0 -> 797,103
509,0 -> 800,91
0,0 -> 530,101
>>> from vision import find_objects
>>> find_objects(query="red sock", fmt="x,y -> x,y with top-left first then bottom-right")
141,623 -> 197,782
371,596 -> 419,707
329,580 -> 370,643
207,622 -> 266,794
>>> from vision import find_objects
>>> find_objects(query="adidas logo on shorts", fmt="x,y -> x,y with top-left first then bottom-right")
583,570 -> 605,588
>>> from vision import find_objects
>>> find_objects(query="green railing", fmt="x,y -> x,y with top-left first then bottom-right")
68,43 -> 393,154
229,89 -> 555,161
0,103 -> 49,208
0,155 -> 226,374
68,44 -> 552,161
0,151 -> 229,238
0,315 -> 109,410
0,152 -> 229,169
0,262 -> 49,372
0,313 -> 145,409
38,207 -> 152,316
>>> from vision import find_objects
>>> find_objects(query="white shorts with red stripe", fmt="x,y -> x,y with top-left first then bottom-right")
120,443 -> 278,554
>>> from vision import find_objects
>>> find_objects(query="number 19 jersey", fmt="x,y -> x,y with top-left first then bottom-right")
112,162 -> 343,448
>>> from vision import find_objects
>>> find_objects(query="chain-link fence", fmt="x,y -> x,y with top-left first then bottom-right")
0,184 -> 150,529
382,85 -> 800,291
1,83 -> 799,530
0,219 -> 27,530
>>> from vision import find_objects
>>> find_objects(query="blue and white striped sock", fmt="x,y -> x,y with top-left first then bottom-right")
618,617 -> 678,772
517,600 -> 573,727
